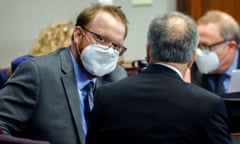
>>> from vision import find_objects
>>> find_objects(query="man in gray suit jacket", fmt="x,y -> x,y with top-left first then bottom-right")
86,11 -> 232,144
0,3 -> 128,144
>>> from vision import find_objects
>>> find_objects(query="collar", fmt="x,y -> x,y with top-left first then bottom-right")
155,63 -> 183,79
141,64 -> 183,80
225,50 -> 239,77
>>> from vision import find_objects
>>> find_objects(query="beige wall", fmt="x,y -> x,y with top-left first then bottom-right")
0,0 -> 176,67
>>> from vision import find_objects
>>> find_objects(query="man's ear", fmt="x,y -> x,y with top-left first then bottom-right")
73,26 -> 83,43
229,40 -> 237,51
146,43 -> 150,63
187,49 -> 197,68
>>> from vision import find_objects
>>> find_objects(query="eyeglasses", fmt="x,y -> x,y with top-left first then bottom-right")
198,39 -> 230,51
82,27 -> 127,56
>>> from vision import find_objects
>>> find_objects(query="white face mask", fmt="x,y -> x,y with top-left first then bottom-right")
195,48 -> 219,74
78,44 -> 119,77
195,42 -> 229,74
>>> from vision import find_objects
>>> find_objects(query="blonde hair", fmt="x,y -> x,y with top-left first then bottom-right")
29,20 -> 74,56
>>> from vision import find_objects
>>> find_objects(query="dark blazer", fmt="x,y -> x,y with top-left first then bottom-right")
191,49 -> 240,93
86,64 -> 232,144
0,48 -> 85,144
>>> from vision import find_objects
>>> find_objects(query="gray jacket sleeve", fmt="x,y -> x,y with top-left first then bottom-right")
0,60 -> 39,135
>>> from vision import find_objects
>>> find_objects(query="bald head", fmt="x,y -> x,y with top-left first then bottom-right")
166,16 -> 188,42
198,10 -> 237,25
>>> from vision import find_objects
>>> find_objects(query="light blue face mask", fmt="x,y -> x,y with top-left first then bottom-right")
78,44 -> 119,77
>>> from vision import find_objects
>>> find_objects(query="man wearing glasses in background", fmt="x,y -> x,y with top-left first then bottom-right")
0,3 -> 128,144
191,10 -> 240,95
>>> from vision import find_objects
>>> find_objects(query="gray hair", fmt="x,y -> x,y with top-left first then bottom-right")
147,11 -> 198,63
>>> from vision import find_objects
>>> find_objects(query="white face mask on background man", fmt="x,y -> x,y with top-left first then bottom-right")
195,42 -> 229,74
77,44 -> 119,77
195,48 -> 219,74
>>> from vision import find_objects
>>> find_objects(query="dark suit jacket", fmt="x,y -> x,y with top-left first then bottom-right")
86,64 -> 232,144
0,48 -> 85,144
191,49 -> 240,93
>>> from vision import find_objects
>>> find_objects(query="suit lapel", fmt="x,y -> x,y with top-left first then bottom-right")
60,48 -> 85,144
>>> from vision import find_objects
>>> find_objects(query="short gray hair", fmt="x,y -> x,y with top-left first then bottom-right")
147,11 -> 198,63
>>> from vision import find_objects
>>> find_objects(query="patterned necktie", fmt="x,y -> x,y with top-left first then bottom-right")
216,74 -> 226,94
83,82 -> 94,126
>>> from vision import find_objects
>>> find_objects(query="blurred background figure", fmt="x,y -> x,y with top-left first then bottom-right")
0,20 -> 74,89
29,20 -> 74,56
191,10 -> 240,95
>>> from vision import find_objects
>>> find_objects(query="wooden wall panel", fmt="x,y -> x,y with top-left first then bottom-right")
177,0 -> 240,24
177,0 -> 202,21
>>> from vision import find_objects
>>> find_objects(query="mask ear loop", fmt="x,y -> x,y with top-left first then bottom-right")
76,42 -> 81,57
82,31 -> 91,45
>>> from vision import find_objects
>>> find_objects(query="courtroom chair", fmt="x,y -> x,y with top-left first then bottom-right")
221,92 -> 240,133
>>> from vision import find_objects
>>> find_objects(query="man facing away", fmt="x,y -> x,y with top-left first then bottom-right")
191,10 -> 240,95
86,11 -> 232,144
0,3 -> 128,144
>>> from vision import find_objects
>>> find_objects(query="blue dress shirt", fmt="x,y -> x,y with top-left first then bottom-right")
70,53 -> 95,141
